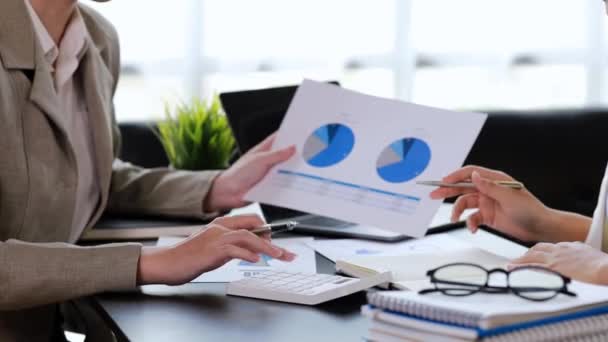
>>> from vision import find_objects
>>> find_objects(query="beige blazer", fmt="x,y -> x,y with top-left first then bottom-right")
0,1 -> 219,340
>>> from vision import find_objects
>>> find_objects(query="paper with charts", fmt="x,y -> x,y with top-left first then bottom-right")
156,237 -> 316,282
305,234 -> 471,263
245,80 -> 487,237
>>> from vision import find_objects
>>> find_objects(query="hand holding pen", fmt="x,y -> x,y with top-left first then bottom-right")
418,180 -> 524,190
424,166 -> 551,243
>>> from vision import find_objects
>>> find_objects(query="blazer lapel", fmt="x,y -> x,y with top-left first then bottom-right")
29,62 -> 68,136
0,0 -> 69,138
0,0 -> 117,229
79,38 -> 115,220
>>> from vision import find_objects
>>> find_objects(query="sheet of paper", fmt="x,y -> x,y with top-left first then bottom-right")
245,80 -> 487,237
429,203 -> 476,228
227,202 -> 265,219
306,234 -> 471,263
382,247 -> 511,291
156,237 -> 316,282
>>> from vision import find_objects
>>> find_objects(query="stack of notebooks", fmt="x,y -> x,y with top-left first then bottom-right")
363,281 -> 608,341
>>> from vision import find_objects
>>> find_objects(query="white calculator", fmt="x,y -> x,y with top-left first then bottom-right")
226,270 -> 391,305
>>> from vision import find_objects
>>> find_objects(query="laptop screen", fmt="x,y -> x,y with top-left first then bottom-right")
220,85 -> 299,155
220,83 -> 338,221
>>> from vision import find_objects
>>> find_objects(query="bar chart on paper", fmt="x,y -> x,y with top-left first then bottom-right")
270,170 -> 421,215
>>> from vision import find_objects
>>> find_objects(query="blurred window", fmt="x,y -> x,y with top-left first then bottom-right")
88,0 -> 608,121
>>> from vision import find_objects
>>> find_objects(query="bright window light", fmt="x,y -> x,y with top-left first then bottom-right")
88,0 -> 608,121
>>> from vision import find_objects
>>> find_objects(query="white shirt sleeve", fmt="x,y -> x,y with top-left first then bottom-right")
585,164 -> 608,250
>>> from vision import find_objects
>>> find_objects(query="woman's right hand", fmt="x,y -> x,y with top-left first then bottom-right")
429,165 -> 551,242
137,215 -> 296,286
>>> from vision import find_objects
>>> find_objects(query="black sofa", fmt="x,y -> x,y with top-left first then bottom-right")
118,108 -> 608,218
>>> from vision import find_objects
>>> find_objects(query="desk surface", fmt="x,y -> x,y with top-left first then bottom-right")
94,229 -> 527,342
96,251 -> 367,342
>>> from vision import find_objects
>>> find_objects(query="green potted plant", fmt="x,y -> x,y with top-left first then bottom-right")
155,95 -> 236,170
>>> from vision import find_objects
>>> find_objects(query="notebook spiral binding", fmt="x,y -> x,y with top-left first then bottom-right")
367,292 -> 608,342
485,314 -> 608,342
367,292 -> 482,327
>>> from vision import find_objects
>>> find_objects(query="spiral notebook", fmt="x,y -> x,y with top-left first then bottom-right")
364,281 -> 608,341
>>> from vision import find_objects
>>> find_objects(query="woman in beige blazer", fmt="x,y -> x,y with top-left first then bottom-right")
0,0 -> 297,340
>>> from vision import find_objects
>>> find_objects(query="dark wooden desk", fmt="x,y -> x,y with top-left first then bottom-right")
94,250 -> 369,342
91,225 -> 526,341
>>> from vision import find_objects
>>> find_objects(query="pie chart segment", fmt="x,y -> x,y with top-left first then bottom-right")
303,124 -> 355,168
377,138 -> 431,183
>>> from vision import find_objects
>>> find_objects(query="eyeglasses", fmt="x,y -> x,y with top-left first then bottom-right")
419,263 -> 577,301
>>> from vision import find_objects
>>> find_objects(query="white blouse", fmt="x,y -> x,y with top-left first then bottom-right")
586,164 -> 608,251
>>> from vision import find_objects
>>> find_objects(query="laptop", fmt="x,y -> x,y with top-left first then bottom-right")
220,83 -> 408,242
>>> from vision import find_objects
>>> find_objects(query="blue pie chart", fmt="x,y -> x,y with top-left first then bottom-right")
303,123 -> 355,168
376,138 -> 431,183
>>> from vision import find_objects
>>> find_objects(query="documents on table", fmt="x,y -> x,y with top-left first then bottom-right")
337,247 -> 511,291
305,234 -> 470,263
306,234 -> 511,291
156,237 -> 316,282
245,80 -> 487,237
226,202 -> 265,219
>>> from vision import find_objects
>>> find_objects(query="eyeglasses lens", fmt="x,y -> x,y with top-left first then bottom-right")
508,268 -> 565,300
434,264 -> 488,296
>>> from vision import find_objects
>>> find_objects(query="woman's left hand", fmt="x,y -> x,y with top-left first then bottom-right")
508,242 -> 608,285
204,133 -> 296,212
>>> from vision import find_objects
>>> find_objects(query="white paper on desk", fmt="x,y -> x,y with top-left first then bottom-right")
245,80 -> 487,237
227,202 -> 265,219
331,246 -> 510,291
378,247 -> 510,291
430,203 -> 476,228
156,237 -> 316,282
306,234 -> 471,262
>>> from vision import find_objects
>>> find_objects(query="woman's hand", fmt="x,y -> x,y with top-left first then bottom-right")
204,133 -> 296,212
137,215 -> 296,286
429,165 -> 551,242
508,242 -> 608,285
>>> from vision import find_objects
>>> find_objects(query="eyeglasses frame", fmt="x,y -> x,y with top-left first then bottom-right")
419,262 -> 577,302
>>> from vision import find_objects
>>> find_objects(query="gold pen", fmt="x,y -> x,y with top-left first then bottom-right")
416,180 -> 524,190
251,221 -> 299,235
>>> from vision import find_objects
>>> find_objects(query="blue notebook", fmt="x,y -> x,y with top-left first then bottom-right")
364,304 -> 608,340
365,281 -> 608,340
